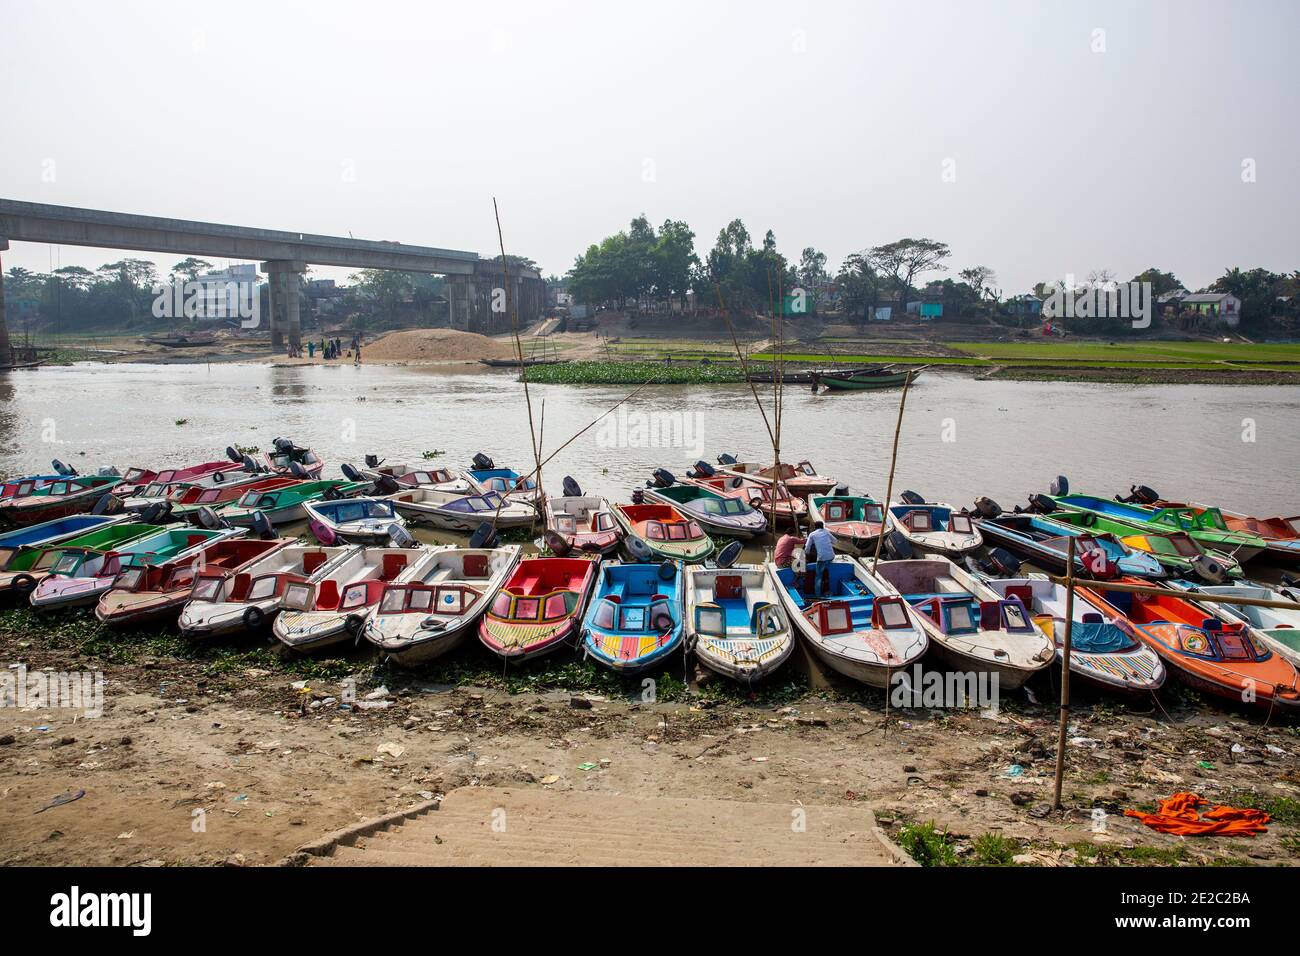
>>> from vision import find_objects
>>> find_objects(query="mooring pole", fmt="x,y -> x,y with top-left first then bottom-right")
870,370 -> 912,573
1052,537 -> 1076,811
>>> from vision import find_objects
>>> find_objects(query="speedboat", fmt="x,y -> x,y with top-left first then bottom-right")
179,544 -> 358,639
0,474 -> 68,501
29,525 -> 242,610
464,453 -> 544,509
95,537 -> 291,627
859,558 -> 1055,689
886,496 -> 982,556
388,487 -> 538,531
168,476 -> 300,522
973,511 -> 1165,579
113,460 -> 229,499
362,544 -> 522,666
0,520 -> 158,599
680,472 -> 806,527
611,502 -> 713,563
982,575 -> 1165,694
346,460 -> 473,494
478,556 -> 598,661
580,560 -> 685,674
1035,508 -> 1242,582
1122,485 -> 1300,566
712,455 -> 838,496
807,494 -> 885,553
640,477 -> 768,538
1166,582 -> 1300,669
262,437 -> 325,479
1078,578 -> 1300,712
0,475 -> 124,528
769,555 -> 926,687
273,547 -> 430,652
543,483 -> 621,555
685,563 -> 795,683
304,497 -> 408,545
221,480 -> 366,526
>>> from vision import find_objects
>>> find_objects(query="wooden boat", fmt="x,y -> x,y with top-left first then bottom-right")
679,473 -> 806,527
1166,582 -> 1300,668
858,558 -> 1055,689
1045,492 -> 1266,562
347,461 -> 473,494
118,465 -> 264,513
114,460 -> 232,499
303,497 -> 408,545
611,503 -> 714,563
142,332 -> 218,348
983,576 -> 1165,694
580,561 -> 685,674
886,498 -> 982,556
0,519 -> 154,598
168,476 -> 300,521
685,564 -> 795,683
1036,508 -> 1243,582
819,368 -> 922,391
1078,578 -> 1300,712
274,547 -> 430,652
711,456 -> 838,496
464,457 -> 544,510
361,545 -> 522,666
807,494 -> 884,553
768,556 -> 926,687
639,482 -> 768,538
973,512 -> 1165,579
262,438 -> 325,479
178,544 -> 358,639
220,480 -> 367,526
0,513 -> 130,567
0,475 -> 123,528
1123,486 -> 1300,566
388,487 -> 537,531
478,357 -> 569,368
0,475 -> 66,501
543,491 -> 621,555
29,525 -> 241,610
95,538 -> 291,627
478,556 -> 598,661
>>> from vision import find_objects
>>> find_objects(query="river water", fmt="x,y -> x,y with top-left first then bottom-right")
0,363 -> 1296,516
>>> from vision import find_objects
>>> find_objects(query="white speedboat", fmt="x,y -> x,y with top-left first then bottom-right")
684,564 -> 795,683
886,496 -> 982,556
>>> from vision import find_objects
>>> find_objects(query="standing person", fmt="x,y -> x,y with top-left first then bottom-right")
307,341 -> 315,359
773,530 -> 804,569
353,341 -> 361,366
804,521 -> 836,598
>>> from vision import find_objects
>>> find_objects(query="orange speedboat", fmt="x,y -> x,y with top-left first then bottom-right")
1079,578 -> 1300,712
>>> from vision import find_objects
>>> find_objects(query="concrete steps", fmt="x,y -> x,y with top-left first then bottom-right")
309,787 -> 908,867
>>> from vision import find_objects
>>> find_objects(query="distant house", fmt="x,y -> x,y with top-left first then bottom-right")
1156,288 -> 1190,316
1179,292 -> 1242,327
1007,294 -> 1042,317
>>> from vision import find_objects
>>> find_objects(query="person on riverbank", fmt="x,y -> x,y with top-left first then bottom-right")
307,341 -> 315,359
804,521 -> 835,597
354,342 -> 362,366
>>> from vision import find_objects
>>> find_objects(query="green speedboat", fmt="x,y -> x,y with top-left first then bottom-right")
1044,493 -> 1267,562
1042,510 -> 1244,581
0,521 -> 168,597
221,480 -> 370,526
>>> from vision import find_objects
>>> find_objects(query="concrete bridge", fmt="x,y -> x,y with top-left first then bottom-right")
0,199 -> 542,354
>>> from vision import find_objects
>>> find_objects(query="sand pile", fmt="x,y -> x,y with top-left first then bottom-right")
363,328 -> 517,362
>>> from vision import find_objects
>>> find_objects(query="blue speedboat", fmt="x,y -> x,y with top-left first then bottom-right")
0,513 -> 131,571
465,454 -> 544,509
580,561 -> 685,673
975,513 -> 1165,579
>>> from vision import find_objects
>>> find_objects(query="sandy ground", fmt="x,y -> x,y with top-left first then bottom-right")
3,622 -> 1299,867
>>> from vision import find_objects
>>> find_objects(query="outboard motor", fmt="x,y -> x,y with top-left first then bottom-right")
1048,475 -> 1070,497
1026,494 -> 1056,515
140,501 -> 173,525
51,459 -> 76,477
899,490 -> 926,505
471,453 -> 495,471
340,463 -> 363,483
657,560 -> 676,582
543,529 -> 571,556
364,454 -> 381,469
273,437 -> 296,454
1121,484 -> 1160,505
91,493 -> 123,516
884,529 -> 914,560
225,446 -> 243,463
832,483 -> 850,497
714,540 -> 743,569
98,465 -> 120,477
1190,554 -> 1229,584
562,476 -> 582,498
625,536 -> 653,562
195,506 -> 223,530
250,511 -> 275,540
241,455 -> 261,474
469,522 -> 499,549
631,488 -> 645,504
374,475 -> 401,495
985,547 -> 1021,576
973,496 -> 1002,519
387,525 -> 416,548
692,461 -> 716,478
717,453 -> 737,465
650,468 -> 675,488
289,461 -> 309,479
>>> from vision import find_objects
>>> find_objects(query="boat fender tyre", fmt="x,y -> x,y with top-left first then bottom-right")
10,573 -> 36,594
657,560 -> 676,582
375,476 -> 400,495
692,461 -> 716,478
651,469 -> 675,488
1190,554 -> 1228,584
652,611 -> 674,631
626,536 -> 653,562
196,506 -> 222,530
718,453 -> 737,465
562,476 -> 582,498
899,490 -> 925,505
715,540 -> 743,569
251,511 -> 274,539
290,462 -> 309,479
543,530 -> 571,556
1131,484 -> 1159,504
1049,475 -> 1069,497
243,606 -> 266,630
225,446 -> 242,463
469,522 -> 498,549
987,547 -> 1021,576
471,453 -> 495,471
885,529 -> 914,560
974,496 -> 1002,519
344,614 -> 365,637
340,463 -> 362,482
1027,494 -> 1055,515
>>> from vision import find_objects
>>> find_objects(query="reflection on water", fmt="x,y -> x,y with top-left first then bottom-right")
0,362 -> 1297,515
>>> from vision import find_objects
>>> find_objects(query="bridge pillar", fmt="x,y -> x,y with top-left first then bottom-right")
261,260 -> 305,353
0,237 -> 10,363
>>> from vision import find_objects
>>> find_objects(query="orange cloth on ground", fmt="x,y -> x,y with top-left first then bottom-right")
1123,791 -> 1270,837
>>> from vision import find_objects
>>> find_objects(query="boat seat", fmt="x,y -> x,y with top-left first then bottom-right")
1202,618 -> 1222,631
1004,585 -> 1033,607
230,573 -> 252,601
186,534 -> 208,547
1081,612 -> 1104,624
381,553 -> 408,580
518,575 -> 541,595
979,601 -> 1002,630
302,552 -> 327,575
714,574 -> 743,602
462,553 -> 489,578
316,580 -> 341,611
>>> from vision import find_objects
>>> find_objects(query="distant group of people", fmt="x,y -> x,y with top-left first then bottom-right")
301,334 -> 362,364
773,521 -> 837,597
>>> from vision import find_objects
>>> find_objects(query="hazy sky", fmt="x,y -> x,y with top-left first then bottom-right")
2,0 -> 1297,293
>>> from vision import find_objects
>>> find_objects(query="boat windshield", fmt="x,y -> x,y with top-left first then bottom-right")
247,574 -> 280,602
189,576 -> 224,602
949,514 -> 974,534
703,498 -> 747,516
198,488 -> 223,503
339,583 -> 373,610
113,566 -> 147,591
492,589 -> 579,622
282,582 -> 314,610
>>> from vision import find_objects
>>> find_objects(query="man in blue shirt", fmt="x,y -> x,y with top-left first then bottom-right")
804,521 -> 836,597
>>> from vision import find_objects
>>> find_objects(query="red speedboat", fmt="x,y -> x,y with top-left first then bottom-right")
478,557 -> 597,661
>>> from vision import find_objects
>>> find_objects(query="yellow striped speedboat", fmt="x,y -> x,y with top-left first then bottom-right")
478,556 -> 598,661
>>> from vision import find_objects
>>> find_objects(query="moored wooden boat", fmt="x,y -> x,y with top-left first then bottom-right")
1124,486 -> 1300,566
0,520 -> 159,599
464,454 -> 544,509
711,456 -> 838,496
580,560 -> 685,674
768,556 -> 926,687
0,475 -> 124,528
1036,508 -> 1243,582
807,494 -> 884,553
679,473 -> 806,527
819,368 -> 921,391
685,564 -> 795,683
886,497 -> 982,556
973,512 -> 1166,579
543,490 -> 621,555
221,480 -> 367,526
388,487 -> 537,531
262,438 -> 325,479
611,502 -> 713,563
478,556 -> 598,661
361,545 -> 522,666
303,496 -> 408,545
1166,582 -> 1300,669
639,480 -> 768,538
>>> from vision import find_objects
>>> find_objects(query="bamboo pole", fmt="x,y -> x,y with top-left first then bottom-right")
1052,537 -> 1076,811
869,370 -> 913,572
